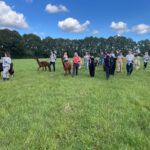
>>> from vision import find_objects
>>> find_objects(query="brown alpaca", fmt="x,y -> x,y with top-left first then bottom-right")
35,56 -> 49,71
62,57 -> 72,76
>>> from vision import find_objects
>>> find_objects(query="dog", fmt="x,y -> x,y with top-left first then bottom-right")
0,62 -> 14,77
89,56 -> 95,77
134,56 -> 140,70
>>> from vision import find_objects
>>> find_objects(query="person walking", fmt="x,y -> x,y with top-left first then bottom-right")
126,51 -> 134,76
49,51 -> 56,72
104,52 -> 111,80
2,52 -> 12,81
117,52 -> 124,72
72,52 -> 81,77
84,52 -> 90,69
143,52 -> 150,69
99,51 -> 105,65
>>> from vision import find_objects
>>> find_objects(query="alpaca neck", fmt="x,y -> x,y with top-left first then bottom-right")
36,58 -> 41,66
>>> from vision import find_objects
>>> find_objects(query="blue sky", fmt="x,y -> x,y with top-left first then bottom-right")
0,0 -> 150,41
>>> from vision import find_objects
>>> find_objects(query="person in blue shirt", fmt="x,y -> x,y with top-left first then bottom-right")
99,51 -> 105,65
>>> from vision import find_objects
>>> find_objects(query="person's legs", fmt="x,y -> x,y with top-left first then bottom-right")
106,67 -> 110,80
85,62 -> 88,69
144,62 -> 147,69
72,63 -> 76,77
101,58 -> 104,65
76,64 -> 79,75
53,62 -> 55,72
117,62 -> 121,72
100,58 -> 102,65
6,70 -> 9,80
49,62 -> 52,72
126,64 -> 130,75
130,63 -> 133,74
121,63 -> 123,72
3,67 -> 9,81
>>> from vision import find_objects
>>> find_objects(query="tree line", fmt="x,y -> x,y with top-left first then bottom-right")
0,29 -> 150,58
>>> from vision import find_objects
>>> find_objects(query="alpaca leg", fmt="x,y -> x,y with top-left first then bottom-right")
37,67 -> 40,71
69,69 -> 71,74
65,70 -> 67,76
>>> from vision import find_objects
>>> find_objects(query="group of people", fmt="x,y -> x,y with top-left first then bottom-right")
0,50 -> 150,81
47,50 -> 150,80
100,51 -> 150,80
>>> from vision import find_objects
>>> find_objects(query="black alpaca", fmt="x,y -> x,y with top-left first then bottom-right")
89,57 -> 95,77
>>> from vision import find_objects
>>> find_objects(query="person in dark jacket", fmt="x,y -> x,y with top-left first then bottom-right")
104,52 -> 111,80
110,56 -> 117,75
89,56 -> 95,77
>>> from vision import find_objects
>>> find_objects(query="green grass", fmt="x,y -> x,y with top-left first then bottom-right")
0,59 -> 150,150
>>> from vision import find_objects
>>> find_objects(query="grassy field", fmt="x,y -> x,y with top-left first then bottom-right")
0,58 -> 150,150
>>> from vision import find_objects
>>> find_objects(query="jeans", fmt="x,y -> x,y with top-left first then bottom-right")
49,62 -> 55,72
72,63 -> 79,77
3,66 -> 10,79
105,67 -> 110,80
126,63 -> 133,75
144,62 -> 148,69
99,58 -> 104,65
85,62 -> 89,69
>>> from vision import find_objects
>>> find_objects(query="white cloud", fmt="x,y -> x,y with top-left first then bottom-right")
93,30 -> 99,35
58,18 -> 90,33
40,32 -> 45,36
45,4 -> 68,13
0,1 -> 29,29
110,21 -> 129,34
132,24 -> 150,35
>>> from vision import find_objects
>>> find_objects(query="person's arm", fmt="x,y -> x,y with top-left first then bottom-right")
143,56 -> 145,61
7,58 -> 12,64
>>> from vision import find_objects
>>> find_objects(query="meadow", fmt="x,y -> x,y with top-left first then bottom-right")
0,58 -> 150,150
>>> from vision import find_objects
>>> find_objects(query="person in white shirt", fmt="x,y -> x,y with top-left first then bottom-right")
84,52 -> 90,69
2,52 -> 12,81
143,52 -> 150,69
49,51 -> 56,72
126,51 -> 134,75
110,51 -> 115,58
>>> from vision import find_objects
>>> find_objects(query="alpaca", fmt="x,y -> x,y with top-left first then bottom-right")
135,56 -> 140,70
61,57 -> 72,76
35,56 -> 49,71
